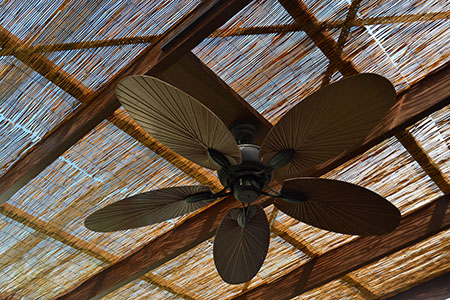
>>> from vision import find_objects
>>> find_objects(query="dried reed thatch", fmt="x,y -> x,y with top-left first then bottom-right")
0,0 -> 448,299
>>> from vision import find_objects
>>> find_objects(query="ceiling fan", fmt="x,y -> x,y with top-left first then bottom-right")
85,73 -> 401,284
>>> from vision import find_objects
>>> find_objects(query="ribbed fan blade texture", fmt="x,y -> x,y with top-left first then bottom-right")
116,75 -> 241,170
275,178 -> 401,235
85,185 -> 212,232
259,74 -> 396,179
213,205 -> 270,284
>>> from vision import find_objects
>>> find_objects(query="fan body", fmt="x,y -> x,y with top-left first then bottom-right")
217,144 -> 271,203
85,74 -> 402,285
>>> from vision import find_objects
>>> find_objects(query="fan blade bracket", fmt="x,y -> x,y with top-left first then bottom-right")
268,149 -> 295,170
184,191 -> 214,203
207,148 -> 231,169
279,189 -> 308,203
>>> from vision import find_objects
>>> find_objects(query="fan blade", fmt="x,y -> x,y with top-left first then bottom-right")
259,74 -> 396,179
275,178 -> 401,235
116,75 -> 241,170
213,205 -> 270,284
85,185 -> 213,232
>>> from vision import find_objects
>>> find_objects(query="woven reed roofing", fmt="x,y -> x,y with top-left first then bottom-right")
0,0 -> 449,299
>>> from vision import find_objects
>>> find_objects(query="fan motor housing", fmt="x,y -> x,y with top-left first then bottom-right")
218,144 -> 272,203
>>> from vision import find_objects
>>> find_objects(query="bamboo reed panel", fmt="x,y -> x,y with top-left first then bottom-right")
194,1 -> 450,125
0,202 -> 205,300
1,11 -> 449,57
1,0 -> 450,298
0,57 -> 80,177
6,121 -> 204,257
349,229 -> 450,299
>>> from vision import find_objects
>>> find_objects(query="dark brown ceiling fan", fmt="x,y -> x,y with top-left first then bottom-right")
85,74 -> 401,284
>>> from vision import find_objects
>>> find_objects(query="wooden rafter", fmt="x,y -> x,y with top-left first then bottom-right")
1,11 -> 448,57
0,26 -> 221,204
230,194 -> 450,300
0,0 -> 254,205
278,1 -> 450,197
321,0 -> 362,86
396,130 -> 450,194
278,0 -> 358,76
0,203 -> 206,300
56,60 -> 450,299
272,218 -> 374,299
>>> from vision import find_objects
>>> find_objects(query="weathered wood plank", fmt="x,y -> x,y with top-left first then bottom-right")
231,194 -> 450,300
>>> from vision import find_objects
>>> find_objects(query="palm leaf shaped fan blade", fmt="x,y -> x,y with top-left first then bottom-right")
116,75 -> 242,170
85,186 -> 215,232
213,205 -> 270,284
259,74 -> 396,180
274,178 -> 401,235
84,72 -> 402,285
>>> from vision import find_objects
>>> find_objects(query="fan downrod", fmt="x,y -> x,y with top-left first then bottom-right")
230,121 -> 258,145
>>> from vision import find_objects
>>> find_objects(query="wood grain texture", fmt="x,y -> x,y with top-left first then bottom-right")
231,194 -> 450,300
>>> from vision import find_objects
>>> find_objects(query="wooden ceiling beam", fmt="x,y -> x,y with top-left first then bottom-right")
321,0 -> 362,86
278,0 -> 358,76
0,203 -> 205,300
230,194 -> 450,300
0,0 -> 252,205
55,52 -> 450,300
396,130 -> 450,194
278,0 -> 450,190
